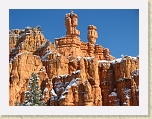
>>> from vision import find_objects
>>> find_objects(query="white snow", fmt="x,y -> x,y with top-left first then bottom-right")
77,56 -> 81,61
111,58 -> 122,64
123,88 -> 131,94
26,33 -> 31,35
72,70 -> 81,74
132,57 -> 137,60
70,59 -> 74,62
26,102 -> 32,106
84,57 -> 94,62
61,78 -> 80,95
40,43 -> 46,48
117,78 -> 124,82
50,97 -> 55,100
102,62 -> 110,67
111,56 -> 138,64
24,91 -> 30,94
59,95 -> 66,99
54,82 -> 64,93
25,26 -> 32,29
57,53 -> 61,57
56,74 -> 69,79
64,82 -> 69,87
121,54 -> 124,58
20,33 -> 25,38
109,92 -> 117,97
50,89 -> 57,97
98,60 -> 109,63
65,13 -> 70,16
126,95 -> 130,99
100,81 -> 107,85
58,78 -> 81,100
132,69 -> 139,76
43,87 -> 48,92
136,89 -> 139,92
9,52 -> 28,63
40,67 -> 45,72
41,50 -> 53,60
72,78 -> 81,86
123,88 -> 131,99
88,25 -> 94,26
17,52 -> 24,56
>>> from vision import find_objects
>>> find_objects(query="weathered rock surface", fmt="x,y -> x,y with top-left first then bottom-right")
9,11 -> 139,106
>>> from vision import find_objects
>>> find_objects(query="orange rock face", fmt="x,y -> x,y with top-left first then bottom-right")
9,11 -> 139,106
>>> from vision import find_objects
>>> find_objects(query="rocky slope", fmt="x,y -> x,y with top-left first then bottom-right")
9,11 -> 139,106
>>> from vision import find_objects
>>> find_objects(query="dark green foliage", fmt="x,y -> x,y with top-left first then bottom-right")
21,72 -> 46,106
36,25 -> 41,31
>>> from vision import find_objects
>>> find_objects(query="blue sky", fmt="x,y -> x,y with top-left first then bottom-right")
9,9 -> 139,58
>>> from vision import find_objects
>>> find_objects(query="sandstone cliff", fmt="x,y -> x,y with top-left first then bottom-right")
9,11 -> 139,106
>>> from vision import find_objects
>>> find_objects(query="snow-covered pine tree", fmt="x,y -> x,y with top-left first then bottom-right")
22,72 -> 46,106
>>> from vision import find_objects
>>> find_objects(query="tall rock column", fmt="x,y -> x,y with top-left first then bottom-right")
65,11 -> 80,36
87,25 -> 98,56
90,58 -> 102,106
99,61 -> 112,106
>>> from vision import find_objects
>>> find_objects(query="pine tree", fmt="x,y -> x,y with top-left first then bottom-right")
22,72 -> 46,106
36,25 -> 41,31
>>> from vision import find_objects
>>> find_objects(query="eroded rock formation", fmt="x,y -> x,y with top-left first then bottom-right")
9,11 -> 139,106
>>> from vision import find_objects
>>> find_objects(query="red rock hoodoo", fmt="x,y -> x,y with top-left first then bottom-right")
9,11 -> 139,106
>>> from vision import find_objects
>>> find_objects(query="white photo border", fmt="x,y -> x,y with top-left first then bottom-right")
0,0 -> 148,115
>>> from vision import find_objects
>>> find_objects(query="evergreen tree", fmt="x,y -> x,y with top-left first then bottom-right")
36,25 -> 41,31
22,72 -> 46,106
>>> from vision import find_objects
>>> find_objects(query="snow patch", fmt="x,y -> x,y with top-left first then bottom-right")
50,89 -> 57,97
111,58 -> 122,64
41,50 -> 53,60
60,78 -> 81,99
84,57 -> 94,62
132,57 -> 137,60
132,69 -> 139,76
57,53 -> 61,57
72,70 -> 81,74
77,56 -> 81,61
112,56 -> 138,64
60,95 -> 66,99
136,89 -> 139,92
70,59 -> 74,62
43,87 -> 48,92
117,78 -> 124,82
123,88 -> 131,94
98,60 -> 109,63
109,92 -> 117,97
56,74 -> 69,79
122,88 -> 131,99
25,26 -> 32,30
